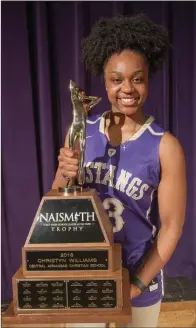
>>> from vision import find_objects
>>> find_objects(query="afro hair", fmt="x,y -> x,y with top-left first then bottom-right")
82,14 -> 170,76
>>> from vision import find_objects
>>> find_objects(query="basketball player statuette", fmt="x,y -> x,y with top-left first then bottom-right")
68,80 -> 101,188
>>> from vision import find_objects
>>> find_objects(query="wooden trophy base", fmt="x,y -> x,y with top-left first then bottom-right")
2,301 -> 131,327
2,266 -> 131,327
12,267 -> 130,315
4,187 -> 132,326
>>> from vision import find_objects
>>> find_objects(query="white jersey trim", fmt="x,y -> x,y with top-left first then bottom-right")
161,269 -> 165,296
99,110 -> 111,134
128,116 -> 155,140
147,125 -> 165,136
146,189 -> 156,221
99,111 -> 155,141
86,117 -> 102,124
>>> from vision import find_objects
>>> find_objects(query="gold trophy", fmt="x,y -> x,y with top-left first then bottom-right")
64,80 -> 101,189
2,81 -> 131,327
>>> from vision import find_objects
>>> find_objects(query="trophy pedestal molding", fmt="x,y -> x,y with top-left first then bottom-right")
12,267 -> 130,315
3,302 -> 131,326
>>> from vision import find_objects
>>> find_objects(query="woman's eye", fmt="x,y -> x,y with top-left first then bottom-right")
112,78 -> 122,83
133,77 -> 144,83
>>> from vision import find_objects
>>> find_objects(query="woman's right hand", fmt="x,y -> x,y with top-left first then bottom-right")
58,147 -> 79,179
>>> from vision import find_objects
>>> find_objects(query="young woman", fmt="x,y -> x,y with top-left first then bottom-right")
52,14 -> 186,328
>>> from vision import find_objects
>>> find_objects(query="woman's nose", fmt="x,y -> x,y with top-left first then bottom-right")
122,81 -> 134,93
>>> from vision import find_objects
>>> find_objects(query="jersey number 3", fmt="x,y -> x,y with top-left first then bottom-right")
103,198 -> 125,233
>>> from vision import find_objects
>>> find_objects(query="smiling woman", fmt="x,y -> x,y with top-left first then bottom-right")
52,14 -> 187,328
104,50 -> 148,119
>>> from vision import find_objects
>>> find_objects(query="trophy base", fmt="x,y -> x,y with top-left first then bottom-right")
12,267 -> 130,315
2,301 -> 131,326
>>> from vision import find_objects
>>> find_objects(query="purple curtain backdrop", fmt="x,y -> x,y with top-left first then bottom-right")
2,1 -> 196,301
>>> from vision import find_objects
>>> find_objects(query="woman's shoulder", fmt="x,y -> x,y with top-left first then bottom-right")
158,132 -> 186,185
159,132 -> 185,159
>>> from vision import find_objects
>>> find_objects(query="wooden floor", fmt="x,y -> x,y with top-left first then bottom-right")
158,310 -> 196,327
158,301 -> 196,327
2,301 -> 196,327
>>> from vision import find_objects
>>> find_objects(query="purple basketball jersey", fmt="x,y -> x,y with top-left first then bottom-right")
84,111 -> 166,307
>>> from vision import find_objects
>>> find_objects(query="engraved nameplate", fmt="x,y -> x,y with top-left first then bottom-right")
26,250 -> 108,271
17,280 -> 66,309
68,280 -> 117,308
17,279 -> 117,310
29,199 -> 105,244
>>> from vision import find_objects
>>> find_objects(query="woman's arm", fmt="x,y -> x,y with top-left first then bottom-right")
131,132 -> 187,298
52,129 -> 70,189
52,127 -> 81,189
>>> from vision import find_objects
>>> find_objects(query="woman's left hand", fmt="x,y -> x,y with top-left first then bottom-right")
130,284 -> 142,299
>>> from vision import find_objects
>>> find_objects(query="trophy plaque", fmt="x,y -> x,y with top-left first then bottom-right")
2,81 -> 131,327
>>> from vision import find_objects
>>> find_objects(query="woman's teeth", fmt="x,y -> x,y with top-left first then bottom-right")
120,98 -> 137,105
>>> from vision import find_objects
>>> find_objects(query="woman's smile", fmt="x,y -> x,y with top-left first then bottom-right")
118,96 -> 139,107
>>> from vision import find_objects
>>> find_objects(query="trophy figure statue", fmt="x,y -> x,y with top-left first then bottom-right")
67,80 -> 101,188
2,81 -> 131,327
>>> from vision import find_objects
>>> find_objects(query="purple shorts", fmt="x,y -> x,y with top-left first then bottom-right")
131,271 -> 164,307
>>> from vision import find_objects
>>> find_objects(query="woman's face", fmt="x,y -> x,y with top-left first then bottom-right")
104,50 -> 149,117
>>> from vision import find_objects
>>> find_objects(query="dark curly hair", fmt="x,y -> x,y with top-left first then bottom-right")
82,14 -> 170,76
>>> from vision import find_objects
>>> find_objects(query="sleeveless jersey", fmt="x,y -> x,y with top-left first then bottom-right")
84,110 -> 166,307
